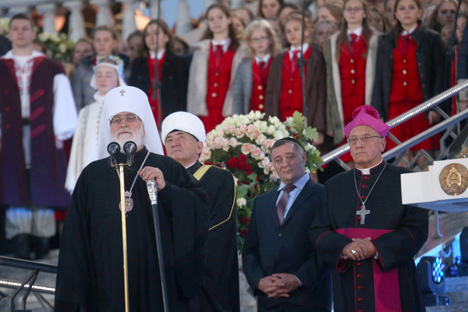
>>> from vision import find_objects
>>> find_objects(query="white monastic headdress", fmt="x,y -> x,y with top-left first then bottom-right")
97,86 -> 164,159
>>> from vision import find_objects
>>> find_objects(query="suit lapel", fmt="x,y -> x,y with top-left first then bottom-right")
282,179 -> 315,226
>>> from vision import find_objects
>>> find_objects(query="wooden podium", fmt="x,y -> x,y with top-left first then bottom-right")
401,159 -> 468,212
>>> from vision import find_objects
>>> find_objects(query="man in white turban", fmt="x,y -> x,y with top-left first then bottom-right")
162,112 -> 240,311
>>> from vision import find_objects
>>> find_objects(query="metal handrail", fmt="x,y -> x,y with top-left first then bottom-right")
321,79 -> 468,166
0,256 -> 57,311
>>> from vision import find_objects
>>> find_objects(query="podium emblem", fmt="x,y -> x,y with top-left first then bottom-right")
439,163 -> 468,196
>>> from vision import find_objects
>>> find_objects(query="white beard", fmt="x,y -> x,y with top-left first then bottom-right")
110,125 -> 144,153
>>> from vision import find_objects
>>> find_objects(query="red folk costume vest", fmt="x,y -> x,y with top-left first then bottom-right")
249,57 -> 272,113
388,33 -> 438,150
339,35 -> 368,162
340,35 -> 367,125
148,52 -> 166,126
0,56 -> 69,208
199,43 -> 236,132
279,46 -> 312,121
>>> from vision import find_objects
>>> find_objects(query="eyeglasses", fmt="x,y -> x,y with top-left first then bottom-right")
347,135 -> 382,144
109,113 -> 139,126
345,7 -> 364,13
250,36 -> 269,43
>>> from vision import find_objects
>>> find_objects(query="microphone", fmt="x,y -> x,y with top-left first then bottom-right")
107,142 -> 121,156
123,141 -> 137,155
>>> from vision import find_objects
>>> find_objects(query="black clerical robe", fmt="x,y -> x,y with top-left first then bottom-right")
187,162 -> 240,312
55,147 -> 209,312
310,161 -> 428,312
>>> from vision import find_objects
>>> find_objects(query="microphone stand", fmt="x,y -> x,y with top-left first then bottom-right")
152,0 -> 163,129
298,0 -> 308,126
146,180 -> 169,312
446,0 -> 463,132
110,157 -> 132,312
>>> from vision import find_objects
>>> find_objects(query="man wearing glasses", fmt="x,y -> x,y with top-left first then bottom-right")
310,105 -> 429,312
55,86 -> 209,312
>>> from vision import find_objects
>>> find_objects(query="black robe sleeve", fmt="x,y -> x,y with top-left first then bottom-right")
158,157 -> 210,300
309,185 -> 353,268
371,204 -> 428,272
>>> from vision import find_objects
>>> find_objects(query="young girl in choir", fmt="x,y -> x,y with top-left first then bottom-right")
425,0 -> 457,33
257,0 -> 284,18
372,0 -> 445,160
232,20 -> 281,114
324,0 -> 379,161
73,26 -> 129,110
264,11 -> 329,151
187,4 -> 244,132
129,19 -> 189,127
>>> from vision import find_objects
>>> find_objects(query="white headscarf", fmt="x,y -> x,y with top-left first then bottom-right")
96,86 -> 164,159
161,112 -> 206,144
89,62 -> 127,90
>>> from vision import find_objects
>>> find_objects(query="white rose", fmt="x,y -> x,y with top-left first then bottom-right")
229,137 -> 238,147
266,125 -> 276,135
241,143 -> 252,155
259,157 -> 270,168
237,197 -> 247,207
255,111 -> 264,120
59,43 -> 67,53
200,148 -> 211,162
38,32 -> 49,41
256,134 -> 266,145
221,138 -> 229,150
274,130 -> 285,140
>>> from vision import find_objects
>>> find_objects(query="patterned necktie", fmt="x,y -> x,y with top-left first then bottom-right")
277,184 -> 296,225
349,33 -> 358,51
258,60 -> 266,78
215,44 -> 224,67
291,50 -> 299,73
402,34 -> 411,56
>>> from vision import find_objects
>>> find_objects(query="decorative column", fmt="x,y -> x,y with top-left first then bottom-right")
121,0 -> 136,41
5,3 -> 30,15
37,3 -> 57,35
91,0 -> 113,26
63,1 -> 85,40
204,0 -> 216,11
231,0 -> 243,9
149,0 -> 163,20
176,0 -> 191,36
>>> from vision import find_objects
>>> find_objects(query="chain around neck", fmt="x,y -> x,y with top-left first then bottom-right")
353,162 -> 387,207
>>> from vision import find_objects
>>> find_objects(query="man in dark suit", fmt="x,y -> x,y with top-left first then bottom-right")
243,138 -> 332,312
0,34 -> 11,56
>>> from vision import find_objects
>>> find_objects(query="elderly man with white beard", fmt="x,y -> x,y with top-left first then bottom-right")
55,86 -> 209,312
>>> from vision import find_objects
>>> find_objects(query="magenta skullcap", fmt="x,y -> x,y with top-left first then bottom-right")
343,105 -> 390,138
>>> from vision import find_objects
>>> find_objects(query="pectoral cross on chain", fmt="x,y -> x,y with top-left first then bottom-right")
356,205 -> 370,225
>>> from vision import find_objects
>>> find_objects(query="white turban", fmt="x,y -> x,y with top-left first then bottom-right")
161,112 -> 206,145
97,86 -> 164,159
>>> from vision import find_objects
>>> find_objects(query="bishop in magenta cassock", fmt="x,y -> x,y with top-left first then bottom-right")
310,105 -> 428,312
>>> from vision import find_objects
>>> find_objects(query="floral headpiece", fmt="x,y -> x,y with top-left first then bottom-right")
94,55 -> 124,78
